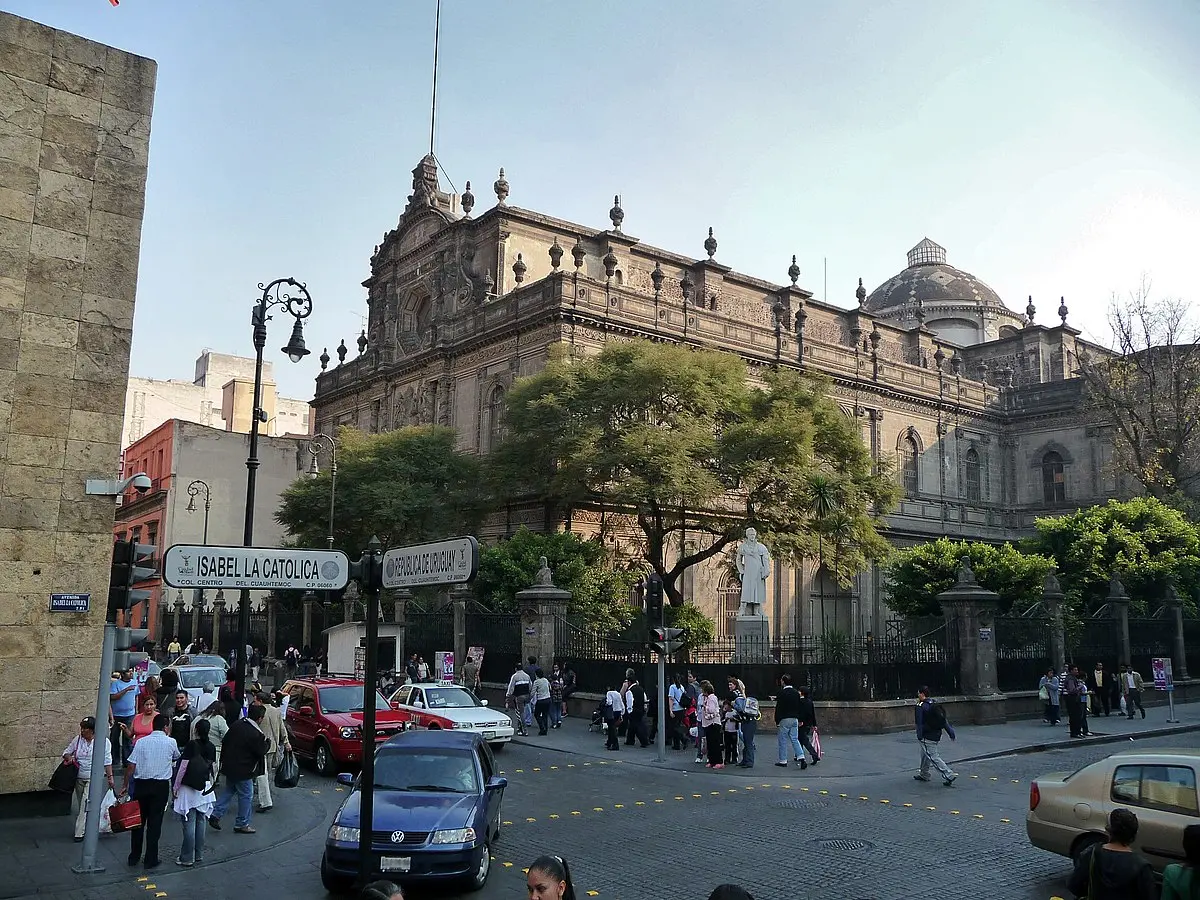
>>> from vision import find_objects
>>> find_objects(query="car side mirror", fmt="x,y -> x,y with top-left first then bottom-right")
390,701 -> 399,710
486,776 -> 508,791
336,772 -> 355,787
299,705 -> 315,718
480,699 -> 488,707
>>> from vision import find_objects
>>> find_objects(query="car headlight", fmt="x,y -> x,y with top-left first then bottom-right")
339,726 -> 361,739
431,827 -> 476,845
452,721 -> 470,729
328,824 -> 360,843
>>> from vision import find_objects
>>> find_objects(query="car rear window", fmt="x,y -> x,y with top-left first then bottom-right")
1111,765 -> 1200,816
177,668 -> 227,689
373,749 -> 479,794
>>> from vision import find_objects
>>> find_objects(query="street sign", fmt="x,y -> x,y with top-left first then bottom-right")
49,593 -> 90,613
162,544 -> 350,591
381,537 -> 478,589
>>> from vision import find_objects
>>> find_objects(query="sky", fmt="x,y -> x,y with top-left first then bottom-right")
7,0 -> 1200,400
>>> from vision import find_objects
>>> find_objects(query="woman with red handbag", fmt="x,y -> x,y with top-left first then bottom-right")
62,717 -> 113,841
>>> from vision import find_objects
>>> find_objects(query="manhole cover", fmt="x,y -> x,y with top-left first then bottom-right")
774,798 -> 831,810
815,838 -> 874,852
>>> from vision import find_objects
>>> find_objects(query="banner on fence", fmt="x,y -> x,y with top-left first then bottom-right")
1152,657 -> 1174,691
436,651 -> 455,684
354,646 -> 365,681
468,646 -> 485,677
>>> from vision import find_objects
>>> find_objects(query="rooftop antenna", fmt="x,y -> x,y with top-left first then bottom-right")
429,0 -> 441,158
823,257 -> 827,304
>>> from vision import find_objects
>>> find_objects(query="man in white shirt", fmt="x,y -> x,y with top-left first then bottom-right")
604,683 -> 626,751
63,716 -> 114,840
122,713 -> 180,869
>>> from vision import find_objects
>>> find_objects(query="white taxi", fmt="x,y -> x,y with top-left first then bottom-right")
388,683 -> 515,749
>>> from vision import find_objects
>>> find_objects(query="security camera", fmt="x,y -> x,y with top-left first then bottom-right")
130,474 -> 152,494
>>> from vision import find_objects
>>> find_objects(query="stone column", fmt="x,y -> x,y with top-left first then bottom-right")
937,556 -> 1004,723
516,558 -> 571,669
1165,585 -> 1189,681
302,595 -> 314,650
172,595 -> 185,646
191,590 -> 203,647
394,590 -> 411,670
452,592 -> 468,678
343,584 -> 358,624
267,596 -> 278,659
1043,573 -> 1067,674
1108,574 -> 1131,666
211,592 -> 226,654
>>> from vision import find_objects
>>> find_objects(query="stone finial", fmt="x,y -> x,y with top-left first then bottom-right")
461,180 -> 475,217
703,226 -> 718,260
915,296 -> 926,326
934,345 -> 946,369
787,254 -> 800,286
869,322 -> 880,350
479,271 -> 495,301
571,236 -> 586,270
357,329 -> 368,354
602,247 -> 618,279
512,253 -> 527,284
650,260 -> 665,295
680,269 -> 695,305
794,306 -> 807,332
855,277 -> 867,306
950,350 -> 961,376
336,339 -> 348,365
957,555 -> 977,585
534,556 -> 554,587
1043,571 -> 1063,597
1025,295 -> 1036,325
772,297 -> 787,329
1058,296 -> 1068,325
493,168 -> 509,205
1108,573 -> 1128,600
549,237 -> 563,271
609,194 -> 624,231
320,347 -> 330,371
1164,583 -> 1182,606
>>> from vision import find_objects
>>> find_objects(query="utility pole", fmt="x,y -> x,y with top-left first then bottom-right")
353,537 -> 384,888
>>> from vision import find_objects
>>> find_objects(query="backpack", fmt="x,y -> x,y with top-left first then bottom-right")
740,697 -> 761,721
180,744 -> 212,790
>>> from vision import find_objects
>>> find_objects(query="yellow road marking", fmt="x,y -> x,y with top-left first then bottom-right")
693,793 -> 702,798
526,817 -> 536,822
137,879 -> 148,883
973,814 -> 984,819
880,799 -> 890,804
503,820 -> 513,825
1000,818 -> 1011,823
571,811 -> 580,816
613,804 -> 624,808
858,795 -> 869,800
587,892 -> 600,897
903,803 -> 913,808
819,790 -> 829,795
950,810 -> 960,815
654,799 -> 663,803
926,806 -> 937,811
592,807 -> 604,811
502,862 -> 513,868
549,814 -> 560,819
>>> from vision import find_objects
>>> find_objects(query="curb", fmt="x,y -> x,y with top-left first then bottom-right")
949,722 -> 1200,765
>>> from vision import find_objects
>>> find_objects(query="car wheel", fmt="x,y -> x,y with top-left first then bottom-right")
493,796 -> 502,841
315,740 -> 335,777
1071,832 -> 1105,866
489,742 -> 505,752
464,842 -> 491,892
320,855 -> 353,895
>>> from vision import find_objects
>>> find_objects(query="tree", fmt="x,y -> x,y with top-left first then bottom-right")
275,425 -> 488,553
1028,497 -> 1200,614
472,528 -> 640,633
490,340 -> 896,605
1077,277 -> 1200,507
883,538 -> 1055,618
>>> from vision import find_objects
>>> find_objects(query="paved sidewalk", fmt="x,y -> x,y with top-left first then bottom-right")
507,698 -> 1200,778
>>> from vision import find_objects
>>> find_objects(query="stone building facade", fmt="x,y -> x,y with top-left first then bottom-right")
0,12 -> 155,806
311,156 -> 1124,642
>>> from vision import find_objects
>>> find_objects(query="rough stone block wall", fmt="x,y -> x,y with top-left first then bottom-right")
0,11 -> 155,796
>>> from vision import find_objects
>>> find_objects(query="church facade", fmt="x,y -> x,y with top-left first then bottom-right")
310,156 -> 1127,640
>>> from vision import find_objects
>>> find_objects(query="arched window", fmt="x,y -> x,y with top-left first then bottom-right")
964,448 -> 981,504
899,434 -> 919,498
1042,451 -> 1065,503
486,385 -> 506,452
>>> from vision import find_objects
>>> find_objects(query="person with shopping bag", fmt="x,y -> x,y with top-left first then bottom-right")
173,718 -> 216,867
121,712 -> 180,869
251,693 -> 289,813
61,717 -> 114,841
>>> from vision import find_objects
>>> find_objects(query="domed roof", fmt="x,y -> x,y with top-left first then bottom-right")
863,238 -> 1007,315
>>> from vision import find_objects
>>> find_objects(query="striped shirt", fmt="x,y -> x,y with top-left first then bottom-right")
127,730 -> 180,780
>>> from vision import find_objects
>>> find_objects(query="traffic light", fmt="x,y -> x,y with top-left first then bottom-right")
650,626 -> 685,656
113,627 -> 151,673
644,574 -> 664,624
108,538 -> 156,670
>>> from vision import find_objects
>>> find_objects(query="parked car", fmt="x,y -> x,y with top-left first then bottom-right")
1027,749 -> 1199,872
388,684 -> 515,749
164,665 -> 228,710
320,730 -> 506,894
281,677 -> 410,776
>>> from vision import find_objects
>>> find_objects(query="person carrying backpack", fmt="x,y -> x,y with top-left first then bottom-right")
733,691 -> 761,768
914,686 -> 958,786
173,717 -> 216,867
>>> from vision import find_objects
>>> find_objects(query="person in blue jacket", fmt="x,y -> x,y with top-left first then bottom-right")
913,686 -> 958,786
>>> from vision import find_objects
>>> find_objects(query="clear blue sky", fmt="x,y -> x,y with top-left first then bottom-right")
9,0 -> 1200,400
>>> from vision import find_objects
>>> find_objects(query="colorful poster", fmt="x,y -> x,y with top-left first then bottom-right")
468,646 -> 486,680
436,651 -> 455,684
1152,657 -> 1174,690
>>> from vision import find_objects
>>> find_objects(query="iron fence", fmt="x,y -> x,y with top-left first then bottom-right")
1128,617 -> 1174,675
1066,618 -> 1119,668
994,616 -> 1054,692
465,613 -> 522,684
1186,619 -> 1200,678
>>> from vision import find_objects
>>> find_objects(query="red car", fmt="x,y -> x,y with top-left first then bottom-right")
281,677 -> 409,776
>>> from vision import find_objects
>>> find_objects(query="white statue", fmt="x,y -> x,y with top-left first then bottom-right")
736,527 -> 771,617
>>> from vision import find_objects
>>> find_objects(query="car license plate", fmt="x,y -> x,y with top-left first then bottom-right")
483,730 -> 496,739
381,856 -> 411,873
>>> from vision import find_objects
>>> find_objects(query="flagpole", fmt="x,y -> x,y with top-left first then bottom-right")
429,0 -> 441,157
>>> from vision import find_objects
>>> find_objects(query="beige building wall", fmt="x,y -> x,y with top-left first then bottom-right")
0,11 -> 156,799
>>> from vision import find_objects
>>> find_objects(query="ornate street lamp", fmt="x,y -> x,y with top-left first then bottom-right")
235,278 -> 313,707
306,432 -> 337,549
186,479 -> 212,544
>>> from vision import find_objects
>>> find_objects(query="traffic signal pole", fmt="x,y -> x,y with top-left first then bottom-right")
655,593 -> 666,763
73,622 -> 116,874
355,537 -> 383,889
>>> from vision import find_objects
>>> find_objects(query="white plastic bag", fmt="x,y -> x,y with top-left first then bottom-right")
98,788 -> 117,834
1119,694 -> 1127,715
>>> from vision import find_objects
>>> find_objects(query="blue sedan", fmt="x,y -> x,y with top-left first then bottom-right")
321,730 -> 507,894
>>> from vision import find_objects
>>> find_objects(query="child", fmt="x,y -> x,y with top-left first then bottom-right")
722,696 -> 740,765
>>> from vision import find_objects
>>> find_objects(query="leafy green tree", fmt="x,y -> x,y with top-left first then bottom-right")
883,538 -> 1055,617
275,425 -> 488,554
1029,497 -> 1200,613
490,340 -> 895,605
664,602 -> 716,648
472,527 -> 640,633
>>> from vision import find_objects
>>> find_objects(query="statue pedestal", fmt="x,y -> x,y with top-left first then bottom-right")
733,616 -> 771,663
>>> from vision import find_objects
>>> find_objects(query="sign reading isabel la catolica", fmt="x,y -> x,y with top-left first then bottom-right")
162,545 -> 350,591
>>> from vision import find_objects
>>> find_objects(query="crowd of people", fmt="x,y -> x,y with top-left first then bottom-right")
503,657 -> 577,736
1038,661 -> 1149,738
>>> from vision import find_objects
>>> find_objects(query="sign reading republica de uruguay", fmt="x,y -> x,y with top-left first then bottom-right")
382,536 -> 479,589
162,545 -> 351,591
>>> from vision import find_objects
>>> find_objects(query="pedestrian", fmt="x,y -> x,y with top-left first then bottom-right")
122,712 -> 180,870
127,694 -> 159,748
285,646 -> 299,676
173,717 -> 216,867
795,686 -> 821,767
404,653 -> 419,685
532,668 -> 552,736
157,669 -> 179,710
168,690 -> 193,750
167,635 -> 182,659
63,716 -> 114,841
461,655 -> 480,692
191,700 -> 229,773
677,687 -> 696,753
361,881 -> 405,899
1038,667 -> 1060,725
700,680 -> 723,769
773,674 -> 803,767
721,695 -> 740,765
548,664 -> 564,729
208,702 -> 269,834
1066,808 -> 1155,900
668,673 -> 686,750
603,680 -> 625,751
140,675 -> 160,709
1089,661 -> 1113,717
416,655 -> 430,682
733,689 -> 759,768
1161,824 -> 1200,900
1063,664 -> 1086,738
913,686 -> 957,786
109,668 -> 138,766
624,669 -> 649,748
522,656 -> 539,727
505,662 -> 531,737
526,854 -> 577,900
193,681 -> 219,717
253,692 -> 289,813
561,664 -> 577,717
686,672 -> 705,762
1120,663 -> 1146,719
249,646 -> 262,684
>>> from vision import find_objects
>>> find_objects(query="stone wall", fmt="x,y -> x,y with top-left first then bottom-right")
0,11 -> 156,801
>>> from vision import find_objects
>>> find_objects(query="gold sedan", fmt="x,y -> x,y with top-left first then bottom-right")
1027,750 -> 1200,872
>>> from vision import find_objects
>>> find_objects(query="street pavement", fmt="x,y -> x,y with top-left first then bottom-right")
2,702 -> 1197,900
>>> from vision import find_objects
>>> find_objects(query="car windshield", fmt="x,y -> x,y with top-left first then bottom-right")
373,749 -> 479,793
319,685 -> 391,713
422,688 -> 479,709
176,668 -> 227,689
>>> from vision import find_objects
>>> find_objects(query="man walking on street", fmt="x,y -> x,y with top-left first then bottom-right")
122,712 -> 179,869
1121,664 -> 1146,719
1064,664 -> 1085,738
773,674 -> 807,768
686,672 -> 705,762
914,686 -> 957,786
624,670 -> 649,748
253,693 -> 289,813
209,703 -> 269,834
110,667 -> 138,766
1089,662 -> 1112,717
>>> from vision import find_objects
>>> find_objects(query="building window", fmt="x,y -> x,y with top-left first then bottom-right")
486,385 -> 506,452
964,448 -> 981,504
899,434 -> 919,498
1042,451 -> 1066,503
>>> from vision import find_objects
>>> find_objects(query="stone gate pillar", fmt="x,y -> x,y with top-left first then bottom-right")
452,591 -> 468,678
172,595 -> 185,647
393,590 -> 411,670
937,556 -> 1004,723
302,594 -> 315,650
1108,574 -> 1132,665
191,590 -> 203,647
211,591 -> 225,654
267,596 -> 278,659
1043,572 -> 1067,674
516,558 -> 571,670
1164,585 -> 1189,681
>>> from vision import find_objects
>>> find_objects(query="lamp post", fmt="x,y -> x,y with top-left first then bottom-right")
186,479 -> 212,645
235,278 -> 312,708
306,432 -> 338,549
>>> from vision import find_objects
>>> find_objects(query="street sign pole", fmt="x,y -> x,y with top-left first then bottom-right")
356,537 -> 384,889
73,622 -> 115,874
655,649 -> 667,763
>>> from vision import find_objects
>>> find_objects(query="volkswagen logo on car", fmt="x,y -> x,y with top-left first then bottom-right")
390,831 -> 404,844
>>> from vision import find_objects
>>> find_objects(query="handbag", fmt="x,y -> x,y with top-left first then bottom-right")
48,760 -> 78,794
109,796 -> 142,833
274,749 -> 300,789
